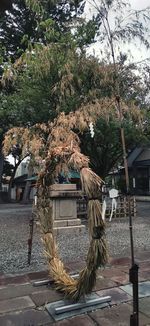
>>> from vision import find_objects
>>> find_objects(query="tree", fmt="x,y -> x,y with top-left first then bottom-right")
2,159 -> 14,178
0,0 -> 85,63
0,0 -> 12,14
0,90 -> 18,194
3,45 -> 148,179
77,0 -> 150,178
1,0 -> 150,199
0,0 -> 90,200
80,116 -> 146,178
2,125 -> 45,200
3,84 -> 144,201
83,1 -> 150,322
2,48 -> 149,185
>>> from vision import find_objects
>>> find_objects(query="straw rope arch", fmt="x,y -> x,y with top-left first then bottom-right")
36,112 -> 108,301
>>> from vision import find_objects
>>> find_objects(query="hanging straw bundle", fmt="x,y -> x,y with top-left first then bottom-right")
36,118 -> 108,302
80,167 -> 108,270
80,167 -> 103,198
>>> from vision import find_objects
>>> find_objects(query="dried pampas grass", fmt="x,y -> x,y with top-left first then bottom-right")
80,167 -> 103,198
87,237 -> 108,269
68,151 -> 89,170
88,200 -> 104,235
36,111 -> 108,301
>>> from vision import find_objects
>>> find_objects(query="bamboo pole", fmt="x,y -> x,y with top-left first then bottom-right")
90,5 -> 139,322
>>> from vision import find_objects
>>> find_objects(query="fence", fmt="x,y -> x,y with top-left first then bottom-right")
77,196 -> 136,219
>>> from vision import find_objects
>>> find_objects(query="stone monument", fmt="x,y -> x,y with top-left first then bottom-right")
49,184 -> 85,235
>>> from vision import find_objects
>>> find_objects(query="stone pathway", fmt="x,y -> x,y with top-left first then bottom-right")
0,251 -> 150,325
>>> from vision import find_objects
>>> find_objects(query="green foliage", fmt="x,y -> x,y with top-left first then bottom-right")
0,0 -> 86,65
0,93 -> 18,142
0,0 -> 12,14
75,17 -> 100,48
80,116 -> 146,178
0,0 -> 37,62
2,159 -> 14,177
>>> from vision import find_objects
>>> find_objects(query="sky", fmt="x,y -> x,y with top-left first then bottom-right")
130,0 -> 149,10
85,0 -> 150,64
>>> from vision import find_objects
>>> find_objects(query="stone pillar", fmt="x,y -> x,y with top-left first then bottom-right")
49,184 -> 85,235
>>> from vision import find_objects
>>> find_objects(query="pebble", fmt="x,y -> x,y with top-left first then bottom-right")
0,203 -> 150,274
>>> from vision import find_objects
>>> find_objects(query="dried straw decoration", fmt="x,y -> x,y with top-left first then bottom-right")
36,112 -> 108,302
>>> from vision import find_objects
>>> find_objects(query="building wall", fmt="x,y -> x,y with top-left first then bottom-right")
133,166 -> 149,195
2,184 -> 9,192
136,149 -> 150,162
29,186 -> 36,200
15,161 -> 28,178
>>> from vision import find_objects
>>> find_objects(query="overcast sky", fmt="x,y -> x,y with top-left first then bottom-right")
118,0 -> 150,62
130,0 -> 149,10
85,0 -> 150,64
124,0 -> 150,61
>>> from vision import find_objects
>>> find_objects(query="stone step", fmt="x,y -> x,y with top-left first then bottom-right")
54,225 -> 85,235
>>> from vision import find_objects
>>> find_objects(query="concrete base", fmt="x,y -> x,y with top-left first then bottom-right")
54,224 -> 85,236
45,293 -> 111,321
54,218 -> 81,228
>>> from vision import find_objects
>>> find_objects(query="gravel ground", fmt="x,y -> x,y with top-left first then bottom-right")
0,202 -> 150,274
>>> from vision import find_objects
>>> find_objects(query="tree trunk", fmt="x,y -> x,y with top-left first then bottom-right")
22,163 -> 33,204
0,146 -> 4,203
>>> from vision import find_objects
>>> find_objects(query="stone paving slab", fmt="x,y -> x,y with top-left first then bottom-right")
106,262 -> 129,273
65,260 -> 86,273
50,315 -> 95,325
0,296 -> 35,314
89,303 -> 150,326
0,308 -> 52,326
0,274 -> 29,286
31,288 -> 63,306
93,276 -> 117,291
135,251 -> 150,262
0,283 -> 48,301
110,257 -> 131,267
120,281 -> 150,298
139,297 -> 150,317
139,270 -> 150,281
98,267 -> 127,279
96,287 -> 132,305
138,261 -> 150,272
110,273 -> 129,286
0,251 -> 150,325
27,270 -> 49,282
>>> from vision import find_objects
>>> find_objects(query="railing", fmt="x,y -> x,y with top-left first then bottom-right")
77,196 -> 136,219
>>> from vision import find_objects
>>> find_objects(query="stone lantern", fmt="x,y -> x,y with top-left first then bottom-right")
49,184 -> 85,235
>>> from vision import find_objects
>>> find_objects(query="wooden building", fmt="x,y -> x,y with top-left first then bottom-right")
115,147 -> 150,195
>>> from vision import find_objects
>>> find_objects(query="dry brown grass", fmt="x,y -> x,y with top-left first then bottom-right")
37,119 -> 108,300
